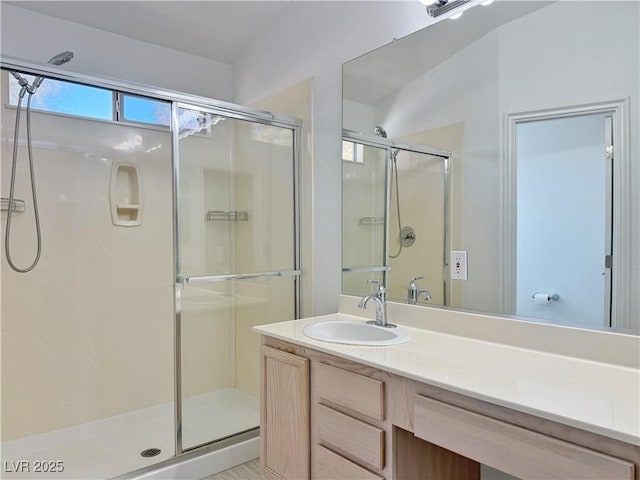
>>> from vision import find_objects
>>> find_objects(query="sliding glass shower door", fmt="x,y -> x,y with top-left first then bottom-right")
174,105 -> 299,451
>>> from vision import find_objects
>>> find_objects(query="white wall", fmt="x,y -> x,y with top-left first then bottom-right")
234,1 -> 438,314
343,99 -> 376,134
0,4 -> 233,101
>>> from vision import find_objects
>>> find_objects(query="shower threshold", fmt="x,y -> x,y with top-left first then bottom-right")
1,388 -> 259,479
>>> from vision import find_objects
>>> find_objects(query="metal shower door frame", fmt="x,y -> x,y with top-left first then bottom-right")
171,101 -> 302,455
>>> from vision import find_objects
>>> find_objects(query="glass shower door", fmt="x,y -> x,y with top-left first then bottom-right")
174,105 -> 298,451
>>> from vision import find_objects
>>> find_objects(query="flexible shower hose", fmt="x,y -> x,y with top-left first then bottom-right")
389,151 -> 403,259
5,91 -> 42,273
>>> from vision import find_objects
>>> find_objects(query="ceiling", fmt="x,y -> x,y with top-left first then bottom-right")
5,1 -> 292,65
343,1 -> 553,106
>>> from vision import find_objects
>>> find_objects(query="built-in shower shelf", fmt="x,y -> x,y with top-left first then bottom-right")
115,204 -> 141,222
206,210 -> 249,222
358,216 -> 384,226
1,197 -> 26,213
110,164 -> 143,227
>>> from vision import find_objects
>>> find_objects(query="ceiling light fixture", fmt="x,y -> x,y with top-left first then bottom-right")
425,0 -> 471,18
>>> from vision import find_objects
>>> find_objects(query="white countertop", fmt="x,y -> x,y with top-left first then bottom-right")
254,313 -> 640,446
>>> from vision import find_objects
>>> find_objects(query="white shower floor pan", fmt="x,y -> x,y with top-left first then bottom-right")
1,388 -> 259,479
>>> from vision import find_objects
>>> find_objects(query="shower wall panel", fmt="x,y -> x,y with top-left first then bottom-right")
0,77 -> 174,441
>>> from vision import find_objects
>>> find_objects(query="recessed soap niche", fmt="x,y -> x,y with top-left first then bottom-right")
110,163 -> 143,227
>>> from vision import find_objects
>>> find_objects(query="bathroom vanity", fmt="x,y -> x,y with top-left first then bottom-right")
255,301 -> 640,480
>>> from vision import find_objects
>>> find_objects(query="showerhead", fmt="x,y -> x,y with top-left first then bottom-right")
47,51 -> 74,66
31,51 -> 74,91
374,126 -> 387,138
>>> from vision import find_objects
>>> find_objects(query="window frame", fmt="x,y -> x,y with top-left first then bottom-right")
5,72 -> 171,130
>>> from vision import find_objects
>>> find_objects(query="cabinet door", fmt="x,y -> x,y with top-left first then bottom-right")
261,345 -> 310,480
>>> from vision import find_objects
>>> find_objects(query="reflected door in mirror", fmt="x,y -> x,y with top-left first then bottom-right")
515,113 -> 612,327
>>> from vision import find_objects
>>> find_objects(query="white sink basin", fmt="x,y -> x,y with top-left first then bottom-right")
302,320 -> 411,346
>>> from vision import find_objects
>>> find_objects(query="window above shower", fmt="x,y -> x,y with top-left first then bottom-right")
6,73 -> 170,127
342,140 -> 364,163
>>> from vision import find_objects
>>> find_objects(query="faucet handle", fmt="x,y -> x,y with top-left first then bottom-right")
411,276 -> 424,283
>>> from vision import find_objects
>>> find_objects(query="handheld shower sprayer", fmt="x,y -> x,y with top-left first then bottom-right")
4,50 -> 74,273
12,51 -> 75,96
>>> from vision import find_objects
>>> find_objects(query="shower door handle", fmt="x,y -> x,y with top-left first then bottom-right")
178,270 -> 301,284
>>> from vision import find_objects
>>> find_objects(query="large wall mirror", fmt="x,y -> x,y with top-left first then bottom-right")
342,0 -> 639,333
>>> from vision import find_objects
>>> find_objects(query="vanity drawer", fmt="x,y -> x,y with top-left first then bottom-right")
316,404 -> 385,470
315,445 -> 384,480
316,363 -> 384,421
414,395 -> 634,480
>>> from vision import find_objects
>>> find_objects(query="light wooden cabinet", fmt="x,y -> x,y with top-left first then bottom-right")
312,362 -> 389,478
260,337 -> 639,480
316,404 -> 385,470
414,395 -> 634,480
260,345 -> 310,480
315,363 -> 384,421
315,445 -> 384,480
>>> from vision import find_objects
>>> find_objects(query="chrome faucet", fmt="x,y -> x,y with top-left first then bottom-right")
407,276 -> 432,305
358,280 -> 396,328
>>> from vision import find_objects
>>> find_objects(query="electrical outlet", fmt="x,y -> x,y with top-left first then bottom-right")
450,251 -> 468,280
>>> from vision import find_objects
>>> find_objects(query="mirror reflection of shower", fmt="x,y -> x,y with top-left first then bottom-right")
4,51 -> 74,272
342,129 -> 450,305
375,126 -> 416,259
389,148 -> 411,258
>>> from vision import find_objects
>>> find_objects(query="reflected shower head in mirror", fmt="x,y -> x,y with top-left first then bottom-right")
374,126 -> 387,138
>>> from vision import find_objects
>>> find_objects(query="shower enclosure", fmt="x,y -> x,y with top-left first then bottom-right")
341,131 -> 450,305
1,60 -> 300,479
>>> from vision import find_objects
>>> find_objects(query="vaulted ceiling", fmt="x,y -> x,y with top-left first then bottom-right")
5,1 -> 292,65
